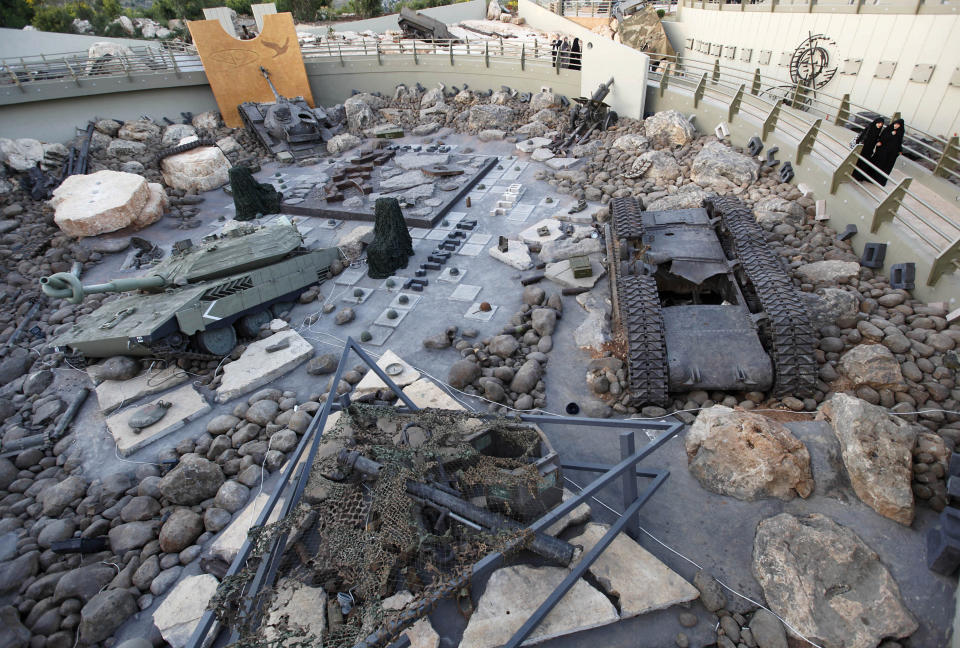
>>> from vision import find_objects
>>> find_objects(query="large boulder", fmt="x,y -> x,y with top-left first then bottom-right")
754,196 -> 806,225
0,138 -> 44,171
327,133 -> 362,155
635,150 -> 680,182
646,188 -> 713,211
804,287 -> 859,329
837,344 -> 905,391
795,260 -> 860,284
644,110 -> 696,148
818,393 -> 916,524
753,513 -> 917,648
344,96 -> 377,132
158,454 -> 225,505
262,579 -> 327,643
539,237 -> 601,263
161,124 -> 197,147
685,406 -> 814,501
690,142 -> 759,189
612,133 -> 649,152
161,146 -> 230,192
51,170 -> 167,238
530,91 -> 559,111
84,42 -> 134,75
117,119 -> 161,142
79,589 -> 138,644
468,105 -> 515,130
39,475 -> 86,516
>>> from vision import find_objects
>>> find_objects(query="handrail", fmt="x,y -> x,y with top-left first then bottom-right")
651,54 -> 960,187
648,55 -> 960,265
680,0 -> 960,13
301,36 -> 554,62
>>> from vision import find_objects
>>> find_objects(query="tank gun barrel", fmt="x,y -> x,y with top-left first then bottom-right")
40,272 -> 167,305
259,65 -> 283,103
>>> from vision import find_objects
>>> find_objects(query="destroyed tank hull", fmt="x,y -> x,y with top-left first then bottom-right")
41,218 -> 341,358
609,196 -> 817,406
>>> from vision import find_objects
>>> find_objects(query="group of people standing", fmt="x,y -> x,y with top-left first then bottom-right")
852,117 -> 907,187
551,36 -> 582,70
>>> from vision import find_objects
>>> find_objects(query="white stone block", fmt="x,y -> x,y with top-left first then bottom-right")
216,329 -> 314,403
153,574 -> 220,648
106,384 -> 211,457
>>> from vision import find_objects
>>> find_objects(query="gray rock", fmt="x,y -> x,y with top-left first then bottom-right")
306,353 -> 338,375
468,104 -> 515,130
644,110 -> 696,148
150,565 -> 182,596
0,457 -> 17,490
531,309 -> 557,337
98,355 -> 140,381
121,495 -> 161,522
37,519 -> 75,548
0,551 -> 38,594
753,513 -> 917,648
159,508 -> 204,553
692,570 -> 726,612
538,237 -> 602,264
158,454 -> 224,505
690,142 -> 759,188
749,609 -> 787,648
108,521 -> 158,554
448,360 -> 480,389
79,589 -> 137,644
214,481 -> 250,513
806,288 -> 860,329
39,475 -> 86,517
22,370 -> 54,396
204,507 -> 232,533
837,344 -> 905,391
245,399 -> 279,426
335,307 -> 355,325
270,429 -> 298,453
522,285 -> 545,305
646,189 -> 714,211
0,605 -> 31,648
133,554 -> 160,591
509,360 -> 541,394
53,563 -> 115,602
287,410 -> 311,435
0,352 -> 33,387
206,414 -> 239,435
754,196 -> 806,225
488,335 -> 519,358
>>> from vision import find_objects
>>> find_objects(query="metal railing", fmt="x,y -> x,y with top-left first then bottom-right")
650,54 -> 960,286
301,36 -> 558,65
551,0 -> 616,15
0,42 -> 201,89
682,0 -> 960,12
658,55 -> 960,187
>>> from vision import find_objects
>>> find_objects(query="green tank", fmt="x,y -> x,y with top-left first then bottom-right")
40,218 -> 342,358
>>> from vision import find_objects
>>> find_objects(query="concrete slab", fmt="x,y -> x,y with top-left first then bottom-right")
457,243 -> 485,257
546,157 -> 580,170
216,329 -> 314,403
519,218 -> 564,245
388,293 -> 421,309
464,302 -> 498,321
569,522 -> 700,618
209,492 -> 284,564
343,286 -> 375,304
106,385 -> 211,457
409,227 -> 430,239
489,239 -> 533,270
379,276 -> 407,292
152,574 -> 220,648
352,349 -> 421,398
459,564 -> 619,648
95,365 -> 189,414
449,284 -> 482,302
516,137 -> 552,153
545,258 -> 606,290
468,233 -> 492,245
373,307 -> 409,328
532,148 -> 555,162
334,268 -> 365,285
402,378 -> 465,410
363,326 -> 394,346
438,267 -> 466,283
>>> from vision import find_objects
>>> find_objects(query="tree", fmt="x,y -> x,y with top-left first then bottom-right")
0,0 -> 34,28
366,198 -> 413,279
229,166 -> 283,221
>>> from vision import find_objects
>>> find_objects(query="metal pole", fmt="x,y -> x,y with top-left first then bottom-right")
619,430 -> 638,538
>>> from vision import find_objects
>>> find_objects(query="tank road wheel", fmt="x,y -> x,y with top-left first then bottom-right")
237,310 -> 271,338
196,325 -> 237,357
617,274 -> 669,407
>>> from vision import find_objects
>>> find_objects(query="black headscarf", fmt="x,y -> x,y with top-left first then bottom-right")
852,117 -> 884,183
872,118 -> 906,186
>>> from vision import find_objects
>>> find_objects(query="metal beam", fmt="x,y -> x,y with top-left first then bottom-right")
762,99 -> 782,139
831,144 -> 862,194
796,118 -> 821,164
728,84 -> 744,122
871,177 -> 911,233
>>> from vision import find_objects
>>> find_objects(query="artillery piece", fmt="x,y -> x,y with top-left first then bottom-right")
40,218 -> 341,358
237,66 -> 338,159
551,77 -> 618,154
397,7 -> 461,42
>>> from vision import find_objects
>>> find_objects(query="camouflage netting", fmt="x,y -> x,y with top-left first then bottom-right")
209,404 -> 560,648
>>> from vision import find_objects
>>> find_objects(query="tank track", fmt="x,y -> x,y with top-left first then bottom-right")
156,137 -> 216,161
147,343 -> 223,363
706,197 -> 818,397
617,274 -> 669,407
610,197 -> 669,407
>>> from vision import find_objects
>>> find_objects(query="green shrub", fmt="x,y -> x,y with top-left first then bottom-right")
656,8 -> 664,17
1,0 -> 35,28
32,4 -> 76,33
226,0 -> 252,15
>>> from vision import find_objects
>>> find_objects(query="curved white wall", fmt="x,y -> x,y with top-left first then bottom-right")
668,6 -> 960,137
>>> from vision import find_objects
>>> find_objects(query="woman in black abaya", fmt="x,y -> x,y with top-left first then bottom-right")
851,117 -> 884,183
871,118 -> 906,187
569,38 -> 582,70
